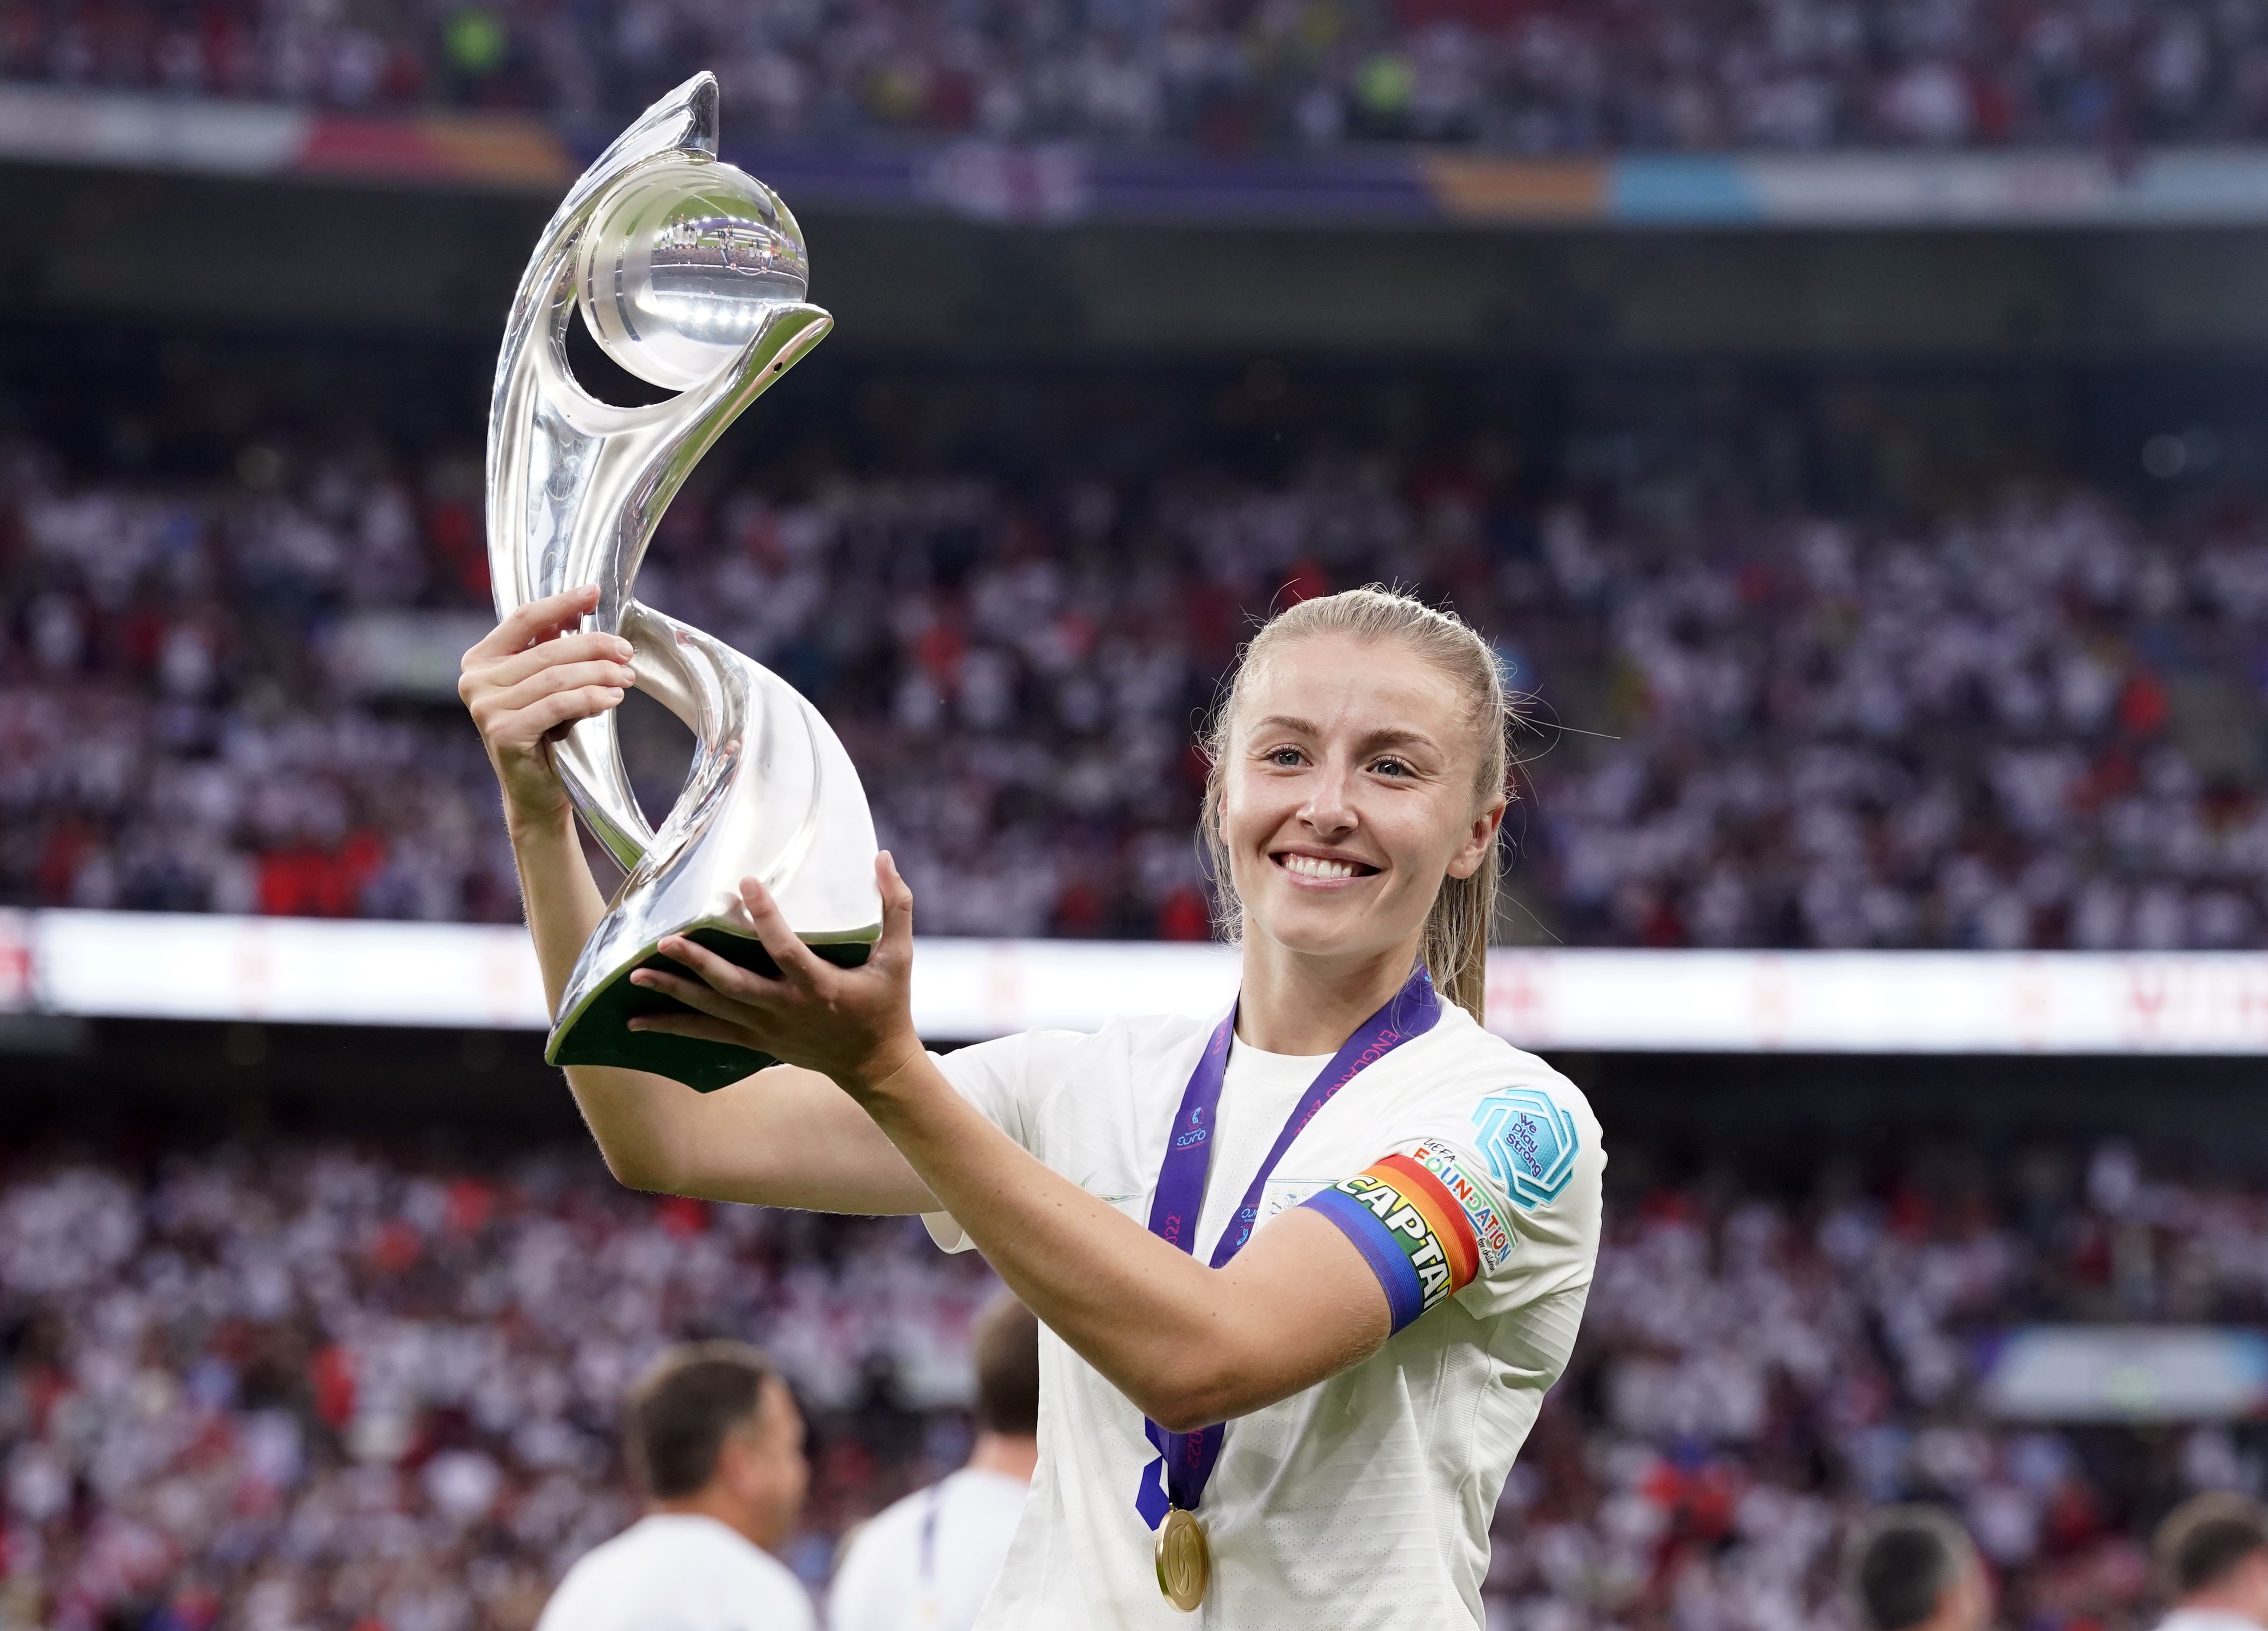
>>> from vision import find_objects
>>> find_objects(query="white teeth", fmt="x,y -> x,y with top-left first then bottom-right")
1281,853 -> 1361,880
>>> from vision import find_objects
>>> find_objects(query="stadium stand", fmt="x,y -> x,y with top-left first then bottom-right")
0,1134 -> 2258,1629
6,360 -> 2268,950
0,0 -> 2255,152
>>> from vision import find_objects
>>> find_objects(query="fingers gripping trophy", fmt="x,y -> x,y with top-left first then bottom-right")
487,74 -> 880,1091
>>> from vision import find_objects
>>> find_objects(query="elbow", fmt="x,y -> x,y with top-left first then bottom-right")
1133,1356 -> 1254,1436
1145,1393 -> 1226,1436
598,1147 -> 682,1195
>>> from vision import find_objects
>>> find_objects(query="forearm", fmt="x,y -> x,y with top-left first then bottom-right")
507,808 -> 936,1213
861,1058 -> 1382,1430
506,803 -> 706,1190
507,804 -> 609,1013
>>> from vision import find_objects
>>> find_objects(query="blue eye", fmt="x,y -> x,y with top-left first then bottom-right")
1373,757 -> 1410,777
1267,747 -> 1304,767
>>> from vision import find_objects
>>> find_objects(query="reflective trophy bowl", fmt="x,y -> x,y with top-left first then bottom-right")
574,159 -> 810,391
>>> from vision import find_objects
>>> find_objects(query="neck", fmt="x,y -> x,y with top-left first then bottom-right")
2181,1588 -> 2268,1626
1234,930 -> 1423,1055
964,1431 -> 1038,1483
653,1490 -> 774,1554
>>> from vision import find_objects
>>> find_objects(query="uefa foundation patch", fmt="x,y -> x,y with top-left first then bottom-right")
1405,1140 -> 1514,1272
1469,1089 -> 1579,1208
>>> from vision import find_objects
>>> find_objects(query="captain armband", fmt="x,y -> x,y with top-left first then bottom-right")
1299,1141 -> 1511,1332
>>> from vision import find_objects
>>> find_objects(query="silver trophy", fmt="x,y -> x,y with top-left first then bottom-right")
486,73 -> 880,1091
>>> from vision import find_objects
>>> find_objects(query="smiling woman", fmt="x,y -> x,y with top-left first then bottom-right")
1198,586 -> 1514,1034
459,582 -> 1605,1631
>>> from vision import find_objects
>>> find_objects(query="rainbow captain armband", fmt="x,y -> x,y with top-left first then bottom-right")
1301,1154 -> 1484,1332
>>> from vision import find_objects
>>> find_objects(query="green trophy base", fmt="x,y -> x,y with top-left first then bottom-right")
545,926 -> 875,1092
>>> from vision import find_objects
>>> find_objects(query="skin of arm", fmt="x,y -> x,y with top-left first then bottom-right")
460,586 -> 934,1214
625,866 -> 1394,1435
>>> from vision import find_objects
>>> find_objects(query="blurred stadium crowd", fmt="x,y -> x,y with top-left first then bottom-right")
6,367 -> 2268,951
0,1134 -> 2258,1630
0,0 -> 2260,152
0,1144 -> 999,1631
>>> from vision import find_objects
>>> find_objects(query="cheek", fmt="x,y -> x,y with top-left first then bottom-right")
1218,774 -> 1284,847
1380,791 -> 1470,869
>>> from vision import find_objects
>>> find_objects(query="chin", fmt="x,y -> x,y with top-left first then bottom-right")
1251,894 -> 1389,956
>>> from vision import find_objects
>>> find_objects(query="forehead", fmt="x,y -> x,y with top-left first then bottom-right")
1236,633 -> 1467,739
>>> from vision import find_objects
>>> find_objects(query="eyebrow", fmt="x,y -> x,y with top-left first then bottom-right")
1249,715 -> 1442,754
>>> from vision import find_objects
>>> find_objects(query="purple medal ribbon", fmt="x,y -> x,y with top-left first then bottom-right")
1134,966 -> 1442,1532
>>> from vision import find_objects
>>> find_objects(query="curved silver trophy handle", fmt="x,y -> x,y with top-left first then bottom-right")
485,73 -> 882,1089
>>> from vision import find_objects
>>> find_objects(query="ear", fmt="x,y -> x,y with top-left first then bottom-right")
711,1424 -> 757,1493
1445,796 -> 1506,882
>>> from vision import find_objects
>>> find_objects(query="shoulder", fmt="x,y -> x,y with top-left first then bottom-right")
1382,1008 -> 1606,1291
837,1482 -> 932,1568
542,1521 -> 811,1630
619,1517 -> 804,1587
936,1013 -> 1213,1098
1404,1007 -> 1602,1198
538,1526 -> 649,1626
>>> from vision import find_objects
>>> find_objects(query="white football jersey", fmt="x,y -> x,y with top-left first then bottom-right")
534,1514 -> 817,1631
924,998 -> 1605,1630
829,1467 -> 1030,1631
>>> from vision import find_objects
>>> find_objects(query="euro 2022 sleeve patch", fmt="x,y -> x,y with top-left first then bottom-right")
1469,1088 -> 1580,1209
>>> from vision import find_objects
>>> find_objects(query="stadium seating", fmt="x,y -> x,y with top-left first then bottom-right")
0,1136 -> 2249,1627
0,0 -> 2254,153
6,372 -> 2268,950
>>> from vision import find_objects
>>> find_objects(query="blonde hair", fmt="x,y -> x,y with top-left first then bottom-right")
1198,586 -> 1511,1021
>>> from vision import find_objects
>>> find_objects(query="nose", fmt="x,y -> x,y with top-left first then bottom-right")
1298,757 -> 1358,841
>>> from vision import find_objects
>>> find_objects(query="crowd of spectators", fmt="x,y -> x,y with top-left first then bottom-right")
1489,1136 -> 2268,1631
6,363 -> 2268,952
1,1131 -> 2259,1629
2,0 -> 2265,154
0,1140 -> 999,1631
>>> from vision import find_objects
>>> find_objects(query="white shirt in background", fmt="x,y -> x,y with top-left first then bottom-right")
2155,1611 -> 2268,1631
922,999 -> 1607,1630
535,1513 -> 817,1631
829,1467 -> 1032,1631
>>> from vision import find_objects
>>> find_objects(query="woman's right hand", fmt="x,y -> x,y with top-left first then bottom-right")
459,585 -> 637,827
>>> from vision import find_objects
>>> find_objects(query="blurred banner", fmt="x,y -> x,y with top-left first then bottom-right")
1978,1328 -> 2268,1422
0,84 -> 574,189
10,910 -> 2268,1051
13,85 -> 2268,227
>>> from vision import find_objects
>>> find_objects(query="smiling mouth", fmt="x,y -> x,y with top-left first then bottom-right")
1272,851 -> 1380,881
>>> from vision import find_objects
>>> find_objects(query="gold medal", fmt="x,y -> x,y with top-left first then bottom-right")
1155,1506 -> 1210,1612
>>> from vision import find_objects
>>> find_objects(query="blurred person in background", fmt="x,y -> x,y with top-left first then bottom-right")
1847,1506 -> 1991,1631
830,1292 -> 1040,1631
536,1341 -> 816,1631
2155,1494 -> 2268,1631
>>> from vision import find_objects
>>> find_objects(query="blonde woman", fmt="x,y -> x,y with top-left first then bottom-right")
460,584 -> 1605,1629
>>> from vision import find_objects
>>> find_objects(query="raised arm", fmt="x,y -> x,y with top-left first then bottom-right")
626,863 -> 1398,1432
458,586 -> 934,1215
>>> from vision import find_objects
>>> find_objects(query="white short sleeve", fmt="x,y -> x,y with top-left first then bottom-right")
1297,1064 -> 1603,1328
1396,1073 -> 1604,1321
919,1031 -> 1070,1253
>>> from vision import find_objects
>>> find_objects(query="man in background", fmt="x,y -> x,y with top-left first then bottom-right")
537,1340 -> 815,1631
829,1292 -> 1040,1631
1846,1506 -> 1992,1631
2154,1493 -> 2268,1631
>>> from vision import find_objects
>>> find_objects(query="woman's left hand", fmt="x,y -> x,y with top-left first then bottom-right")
626,851 -> 926,1099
